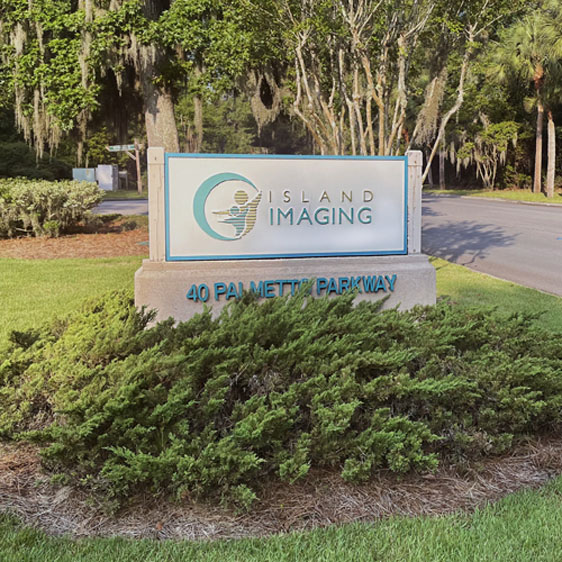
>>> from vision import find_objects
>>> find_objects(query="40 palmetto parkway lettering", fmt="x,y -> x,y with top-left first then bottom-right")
186,274 -> 398,303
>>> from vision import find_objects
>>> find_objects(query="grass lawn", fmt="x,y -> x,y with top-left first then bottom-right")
432,257 -> 562,332
0,256 -> 143,341
102,189 -> 148,200
425,188 -> 562,204
0,255 -> 561,559
2,476 -> 562,561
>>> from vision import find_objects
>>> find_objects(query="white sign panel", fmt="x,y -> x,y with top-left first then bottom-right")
165,154 -> 407,261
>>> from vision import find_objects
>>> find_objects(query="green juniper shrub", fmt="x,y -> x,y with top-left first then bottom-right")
0,178 -> 102,237
0,290 -> 561,510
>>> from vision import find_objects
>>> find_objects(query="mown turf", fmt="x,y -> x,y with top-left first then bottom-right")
0,256 -> 143,341
1,254 -> 559,343
102,189 -> 148,200
425,188 -> 562,204
432,257 -> 562,332
2,475 -> 562,561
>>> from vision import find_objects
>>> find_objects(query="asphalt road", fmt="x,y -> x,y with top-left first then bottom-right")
95,199 -> 148,215
422,194 -> 562,296
95,196 -> 562,296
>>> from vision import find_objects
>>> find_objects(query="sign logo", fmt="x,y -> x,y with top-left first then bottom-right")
193,172 -> 262,241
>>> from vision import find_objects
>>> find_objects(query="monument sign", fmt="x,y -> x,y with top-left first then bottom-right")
135,149 -> 435,321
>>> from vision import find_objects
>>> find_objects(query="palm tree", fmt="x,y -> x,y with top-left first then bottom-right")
492,6 -> 562,196
544,72 -> 562,198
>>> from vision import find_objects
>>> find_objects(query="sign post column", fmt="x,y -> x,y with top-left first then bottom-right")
147,147 -> 166,262
406,150 -> 422,255
134,138 -> 143,194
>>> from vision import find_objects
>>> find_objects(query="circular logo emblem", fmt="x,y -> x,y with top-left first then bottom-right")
193,172 -> 262,241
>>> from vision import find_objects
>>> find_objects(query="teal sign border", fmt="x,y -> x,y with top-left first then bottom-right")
164,153 -> 408,261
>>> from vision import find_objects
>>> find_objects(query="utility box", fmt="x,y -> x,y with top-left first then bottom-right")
96,164 -> 119,191
72,168 -> 96,183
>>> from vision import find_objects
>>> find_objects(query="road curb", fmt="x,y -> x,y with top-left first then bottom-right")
460,196 -> 562,208
423,193 -> 562,208
101,199 -> 148,202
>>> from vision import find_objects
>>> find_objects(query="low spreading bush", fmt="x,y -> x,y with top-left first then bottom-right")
0,178 -> 102,237
0,291 -> 561,509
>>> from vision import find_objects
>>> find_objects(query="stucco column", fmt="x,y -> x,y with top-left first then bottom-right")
406,150 -> 422,254
147,147 -> 166,261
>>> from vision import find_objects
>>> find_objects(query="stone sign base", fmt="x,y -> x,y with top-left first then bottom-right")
135,254 -> 436,323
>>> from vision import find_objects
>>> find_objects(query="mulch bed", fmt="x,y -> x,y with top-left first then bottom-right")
1,438 -> 562,540
0,218 -> 149,259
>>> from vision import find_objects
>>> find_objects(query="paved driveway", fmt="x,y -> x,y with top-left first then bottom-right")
95,200 -> 148,215
422,194 -> 562,296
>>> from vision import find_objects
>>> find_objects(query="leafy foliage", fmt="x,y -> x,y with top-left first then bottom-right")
0,178 -> 102,237
0,108 -> 72,180
1,0 -> 558,190
176,93 -> 257,154
0,290 -> 560,509
85,127 -> 129,168
454,120 -> 519,189
0,141 -> 71,180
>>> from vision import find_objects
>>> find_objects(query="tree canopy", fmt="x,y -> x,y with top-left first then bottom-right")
1,0 -> 561,195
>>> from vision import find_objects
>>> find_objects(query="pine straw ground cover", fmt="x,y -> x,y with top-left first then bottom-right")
1,438 -> 562,541
0,214 -> 148,259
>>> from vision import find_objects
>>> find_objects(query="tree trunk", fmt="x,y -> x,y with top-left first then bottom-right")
546,108 -> 555,198
422,32 -> 473,184
425,148 -> 434,187
141,61 -> 179,152
386,35 -> 408,155
138,0 -> 179,152
533,100 -> 544,194
377,77 -> 386,155
193,94 -> 203,153
439,144 -> 446,190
